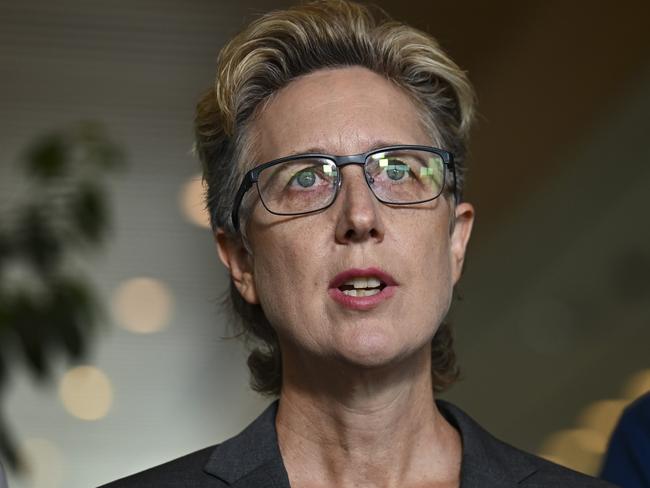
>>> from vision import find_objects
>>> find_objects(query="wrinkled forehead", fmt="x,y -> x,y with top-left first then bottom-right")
249,67 -> 434,167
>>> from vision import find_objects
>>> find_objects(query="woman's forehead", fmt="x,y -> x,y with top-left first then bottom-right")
252,67 -> 431,162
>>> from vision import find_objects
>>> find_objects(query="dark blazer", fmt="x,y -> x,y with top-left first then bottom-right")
100,400 -> 617,487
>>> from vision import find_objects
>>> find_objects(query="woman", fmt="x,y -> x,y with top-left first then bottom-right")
102,1 -> 615,487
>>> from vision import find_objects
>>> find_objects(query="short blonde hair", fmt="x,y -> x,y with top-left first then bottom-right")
195,0 -> 476,395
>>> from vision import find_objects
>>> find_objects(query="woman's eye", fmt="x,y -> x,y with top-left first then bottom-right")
385,164 -> 410,181
293,170 -> 317,187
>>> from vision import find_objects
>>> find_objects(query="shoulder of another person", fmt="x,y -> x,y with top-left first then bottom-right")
437,400 -> 619,488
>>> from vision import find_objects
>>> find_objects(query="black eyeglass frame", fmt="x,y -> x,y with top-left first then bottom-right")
231,144 -> 457,231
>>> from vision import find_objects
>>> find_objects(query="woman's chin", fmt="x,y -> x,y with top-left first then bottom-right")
332,331 -> 414,369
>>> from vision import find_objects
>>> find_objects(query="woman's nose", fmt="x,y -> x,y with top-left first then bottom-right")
333,166 -> 385,244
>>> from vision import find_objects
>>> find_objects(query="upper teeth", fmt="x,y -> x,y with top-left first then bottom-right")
343,277 -> 382,289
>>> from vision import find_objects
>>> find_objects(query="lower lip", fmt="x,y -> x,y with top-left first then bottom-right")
328,286 -> 396,310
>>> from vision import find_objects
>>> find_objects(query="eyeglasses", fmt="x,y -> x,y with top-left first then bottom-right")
231,144 -> 456,231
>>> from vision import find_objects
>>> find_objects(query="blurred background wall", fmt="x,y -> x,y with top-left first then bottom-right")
1,0 -> 649,486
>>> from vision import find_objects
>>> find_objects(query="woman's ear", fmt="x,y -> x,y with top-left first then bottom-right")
450,202 -> 474,284
216,229 -> 259,304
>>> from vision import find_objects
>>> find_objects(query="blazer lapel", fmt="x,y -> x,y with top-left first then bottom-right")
204,399 -> 539,488
203,401 -> 291,488
461,470 -> 518,488
437,400 -> 539,488
227,460 -> 289,488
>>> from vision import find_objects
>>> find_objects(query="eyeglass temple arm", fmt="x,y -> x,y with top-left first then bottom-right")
231,173 -> 255,232
446,155 -> 460,204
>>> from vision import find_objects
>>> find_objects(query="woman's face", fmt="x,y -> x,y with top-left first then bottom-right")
219,66 -> 474,369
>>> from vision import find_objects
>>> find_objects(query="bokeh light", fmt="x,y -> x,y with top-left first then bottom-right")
577,399 -> 628,440
58,366 -> 113,421
538,428 -> 605,474
179,175 -> 211,229
20,438 -> 65,488
538,374 -> 649,477
111,277 -> 173,334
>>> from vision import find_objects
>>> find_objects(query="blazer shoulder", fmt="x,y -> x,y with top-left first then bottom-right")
99,403 -> 284,488
97,445 -> 225,488
437,400 -> 618,488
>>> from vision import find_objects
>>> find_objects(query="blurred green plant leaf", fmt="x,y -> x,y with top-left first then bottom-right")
0,231 -> 10,271
76,121 -> 125,170
0,416 -> 19,472
24,135 -> 68,180
0,121 -> 125,469
68,183 -> 107,244
50,276 -> 98,359
17,206 -> 62,274
0,352 -> 6,390
10,293 -> 51,381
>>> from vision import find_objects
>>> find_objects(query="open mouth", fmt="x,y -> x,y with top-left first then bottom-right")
338,277 -> 387,297
328,267 -> 397,309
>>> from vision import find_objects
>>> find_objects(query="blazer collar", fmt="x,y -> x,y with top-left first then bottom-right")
437,400 -> 539,488
204,400 -> 540,488
203,402 -> 290,487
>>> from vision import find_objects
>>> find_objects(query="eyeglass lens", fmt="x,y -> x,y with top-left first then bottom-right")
256,149 -> 445,216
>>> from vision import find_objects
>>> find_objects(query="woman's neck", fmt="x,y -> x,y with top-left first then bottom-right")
275,346 -> 462,488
